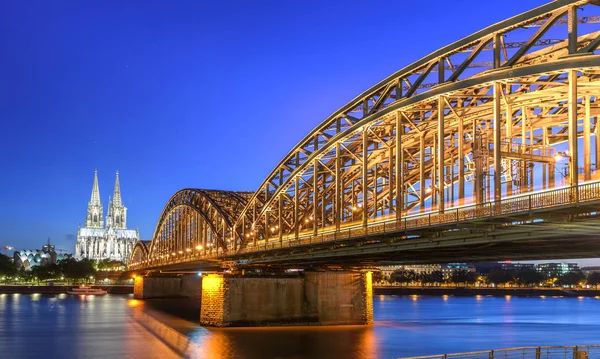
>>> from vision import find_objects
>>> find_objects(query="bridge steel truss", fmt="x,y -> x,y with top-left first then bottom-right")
135,189 -> 251,267
130,0 -> 600,270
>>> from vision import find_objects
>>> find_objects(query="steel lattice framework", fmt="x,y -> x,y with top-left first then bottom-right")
130,0 -> 600,270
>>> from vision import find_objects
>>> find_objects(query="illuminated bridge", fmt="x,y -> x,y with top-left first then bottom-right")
129,1 -> 600,326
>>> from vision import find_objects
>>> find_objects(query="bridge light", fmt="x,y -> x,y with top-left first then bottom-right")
357,203 -> 363,208
352,206 -> 357,211
554,154 -> 563,162
309,215 -> 314,221
425,187 -> 433,194
185,248 -> 191,252
245,233 -> 250,238
171,252 -> 176,256
178,251 -> 183,254
304,219 -> 309,223
196,245 -> 203,250
275,225 -> 279,229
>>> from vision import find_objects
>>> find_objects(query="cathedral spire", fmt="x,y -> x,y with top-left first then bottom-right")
106,170 -> 127,229
90,169 -> 101,205
113,171 -> 122,207
86,169 -> 104,228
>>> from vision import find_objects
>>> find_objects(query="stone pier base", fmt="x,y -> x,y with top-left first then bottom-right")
200,271 -> 373,327
133,274 -> 202,299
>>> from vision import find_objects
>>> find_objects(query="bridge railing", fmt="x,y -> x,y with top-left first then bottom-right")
396,345 -> 600,359
237,180 -> 600,255
132,180 -> 600,268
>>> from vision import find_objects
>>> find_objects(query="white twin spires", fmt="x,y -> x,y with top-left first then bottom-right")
76,170 -> 138,262
86,170 -> 127,230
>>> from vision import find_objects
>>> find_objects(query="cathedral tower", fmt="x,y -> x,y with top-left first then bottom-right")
85,169 -> 104,228
106,171 -> 127,229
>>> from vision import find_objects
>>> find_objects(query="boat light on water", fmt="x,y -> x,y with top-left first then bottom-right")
67,285 -> 107,296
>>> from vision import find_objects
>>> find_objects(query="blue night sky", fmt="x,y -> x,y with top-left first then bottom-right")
3,0 -> 593,264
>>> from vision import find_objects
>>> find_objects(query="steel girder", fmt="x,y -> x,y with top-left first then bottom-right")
232,0 -> 600,250
132,0 -> 600,270
131,240 -> 149,264
134,189 -> 250,268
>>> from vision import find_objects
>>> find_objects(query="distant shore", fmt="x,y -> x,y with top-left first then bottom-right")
373,286 -> 600,297
3,284 -> 599,297
0,285 -> 133,294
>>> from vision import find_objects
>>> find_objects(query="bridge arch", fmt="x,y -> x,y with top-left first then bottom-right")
140,189 -> 250,267
129,240 -> 150,267
131,0 -> 600,270
232,0 -> 600,249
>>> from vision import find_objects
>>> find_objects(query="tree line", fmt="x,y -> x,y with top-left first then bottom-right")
0,254 -> 98,284
374,268 -> 600,288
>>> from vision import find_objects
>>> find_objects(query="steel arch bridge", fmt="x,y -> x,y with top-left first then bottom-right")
130,0 -> 600,271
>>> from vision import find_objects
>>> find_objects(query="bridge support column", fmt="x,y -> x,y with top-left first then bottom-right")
200,271 -> 373,327
133,274 -> 202,299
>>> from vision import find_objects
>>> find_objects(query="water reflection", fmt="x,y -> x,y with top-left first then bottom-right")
2,294 -> 600,359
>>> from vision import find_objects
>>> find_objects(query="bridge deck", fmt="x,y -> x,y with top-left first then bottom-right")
132,180 -> 600,271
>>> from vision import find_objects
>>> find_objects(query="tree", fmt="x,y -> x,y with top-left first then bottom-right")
486,270 -> 514,287
587,272 -> 600,288
0,254 -> 17,280
371,270 -> 384,284
96,259 -> 125,271
450,270 -> 478,286
59,258 -> 96,284
514,269 -> 545,287
31,265 -> 51,284
391,269 -> 417,286
557,271 -> 586,287
420,271 -> 444,286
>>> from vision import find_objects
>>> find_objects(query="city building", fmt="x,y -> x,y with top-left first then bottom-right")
75,170 -> 138,263
500,262 -> 535,271
440,263 -> 476,280
378,263 -> 475,280
536,262 -> 580,278
14,239 -> 72,270
402,264 -> 442,276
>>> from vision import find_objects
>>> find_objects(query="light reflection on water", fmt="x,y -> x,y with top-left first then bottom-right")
1,294 -> 600,359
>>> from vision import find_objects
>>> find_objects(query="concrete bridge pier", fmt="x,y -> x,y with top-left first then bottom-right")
200,270 -> 373,327
133,274 -> 202,299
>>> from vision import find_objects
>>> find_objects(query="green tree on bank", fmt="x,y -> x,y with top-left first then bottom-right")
59,258 -> 96,284
450,270 -> 478,286
514,269 -> 545,287
0,254 -> 18,281
587,272 -> 600,288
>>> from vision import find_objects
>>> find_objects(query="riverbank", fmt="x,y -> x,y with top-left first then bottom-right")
373,286 -> 600,297
0,284 -> 133,294
2,284 -> 598,297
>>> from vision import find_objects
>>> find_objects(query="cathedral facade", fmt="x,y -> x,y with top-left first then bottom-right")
75,170 -> 139,263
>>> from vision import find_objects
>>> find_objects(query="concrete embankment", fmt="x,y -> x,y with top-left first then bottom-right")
0,285 -> 133,294
373,286 -> 600,297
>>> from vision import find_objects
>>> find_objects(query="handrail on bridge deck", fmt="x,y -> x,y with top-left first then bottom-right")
397,344 -> 600,359
239,180 -> 600,254
131,180 -> 600,269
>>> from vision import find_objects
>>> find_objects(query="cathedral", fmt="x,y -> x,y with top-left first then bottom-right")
75,170 -> 139,263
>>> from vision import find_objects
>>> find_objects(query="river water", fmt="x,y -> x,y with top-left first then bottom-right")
1,293 -> 599,359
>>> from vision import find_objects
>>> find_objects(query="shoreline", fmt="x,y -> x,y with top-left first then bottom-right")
2,285 -> 600,297
373,286 -> 600,297
0,284 -> 133,294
